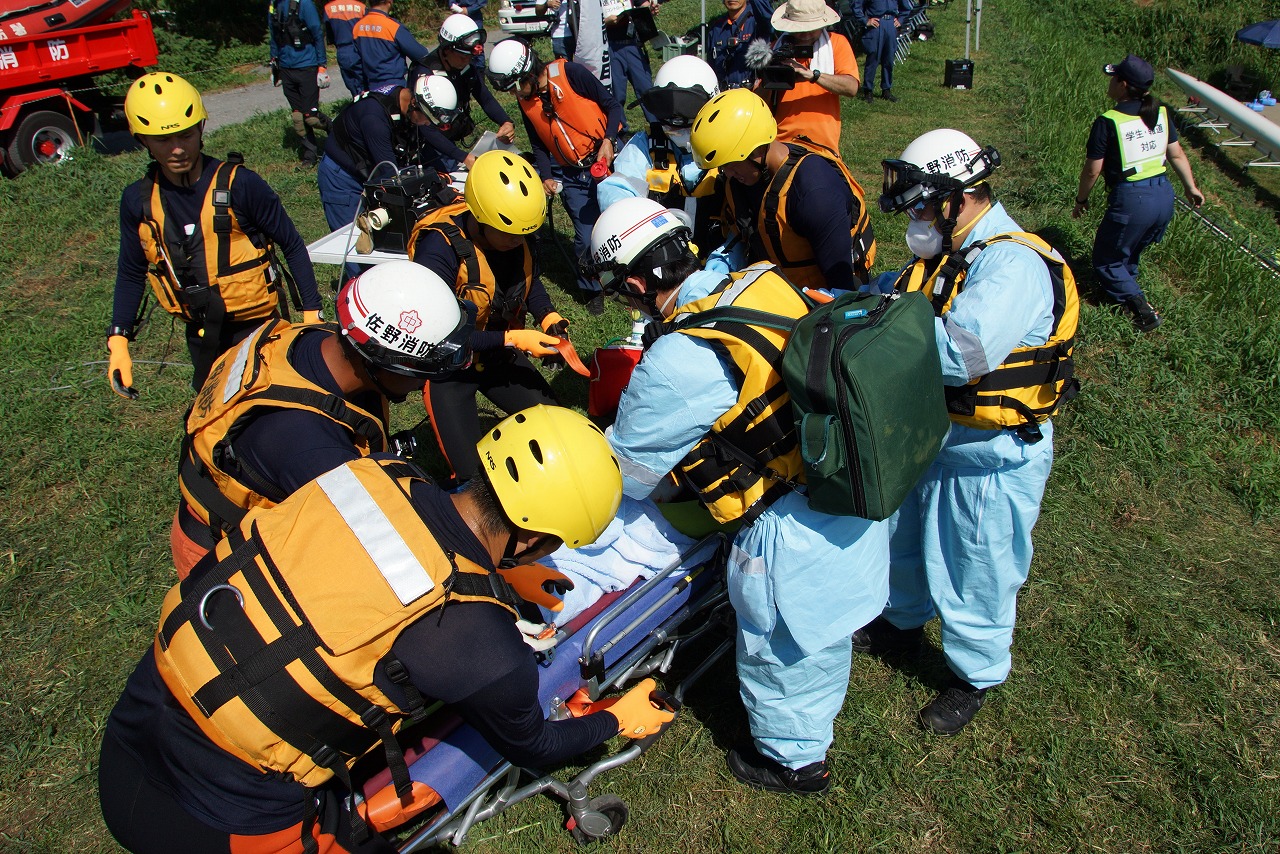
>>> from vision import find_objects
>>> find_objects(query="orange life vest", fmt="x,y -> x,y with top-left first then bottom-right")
518,59 -> 609,167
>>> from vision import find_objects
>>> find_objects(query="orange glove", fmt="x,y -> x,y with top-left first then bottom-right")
498,563 -> 574,612
302,310 -> 322,324
539,311 -> 569,338
504,329 -> 560,357
606,678 -> 676,739
107,335 -> 137,399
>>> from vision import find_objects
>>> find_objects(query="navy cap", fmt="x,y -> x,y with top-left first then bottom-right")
1105,54 -> 1155,91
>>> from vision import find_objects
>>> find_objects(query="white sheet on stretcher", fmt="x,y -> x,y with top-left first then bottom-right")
539,496 -> 719,623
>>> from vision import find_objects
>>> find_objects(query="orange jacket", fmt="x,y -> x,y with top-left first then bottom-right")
518,59 -> 609,167
768,31 -> 858,153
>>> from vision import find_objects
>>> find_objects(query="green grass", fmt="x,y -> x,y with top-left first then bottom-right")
1,0 -> 1279,850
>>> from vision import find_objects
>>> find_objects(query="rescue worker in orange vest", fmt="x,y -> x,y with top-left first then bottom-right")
408,151 -> 568,485
353,0 -> 432,89
100,405 -> 677,853
171,261 -> 475,579
487,37 -> 624,315
690,88 -> 876,291
108,73 -> 323,395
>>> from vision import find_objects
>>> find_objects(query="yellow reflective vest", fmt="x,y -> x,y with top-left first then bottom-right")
155,457 -> 522,791
407,201 -> 534,331
181,319 -> 389,535
724,137 -> 876,289
893,232 -> 1080,434
663,263 -> 810,525
136,161 -> 282,323
1103,106 -> 1169,182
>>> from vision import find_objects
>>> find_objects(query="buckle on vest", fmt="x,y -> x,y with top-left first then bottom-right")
310,743 -> 341,770
360,705 -> 390,730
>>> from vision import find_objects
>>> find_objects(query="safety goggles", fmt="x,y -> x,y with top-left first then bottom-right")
446,29 -> 487,56
487,68 -> 525,93
639,86 -> 711,129
369,300 -> 477,378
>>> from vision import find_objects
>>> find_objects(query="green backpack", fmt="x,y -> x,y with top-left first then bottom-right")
781,290 -> 950,520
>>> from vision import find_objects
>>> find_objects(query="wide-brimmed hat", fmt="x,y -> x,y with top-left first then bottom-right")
771,0 -> 840,33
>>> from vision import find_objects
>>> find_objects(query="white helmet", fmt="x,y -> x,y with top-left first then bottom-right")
487,38 -> 536,92
643,55 -> 720,129
439,13 -> 486,57
336,260 -> 475,378
412,73 -> 463,128
879,128 -> 1001,214
589,197 -> 694,299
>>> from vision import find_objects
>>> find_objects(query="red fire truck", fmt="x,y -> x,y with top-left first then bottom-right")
0,3 -> 158,175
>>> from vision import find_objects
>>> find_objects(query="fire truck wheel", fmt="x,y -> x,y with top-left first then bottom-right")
5,110 -> 79,175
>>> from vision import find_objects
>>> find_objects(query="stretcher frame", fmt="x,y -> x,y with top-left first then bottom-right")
388,531 -> 734,849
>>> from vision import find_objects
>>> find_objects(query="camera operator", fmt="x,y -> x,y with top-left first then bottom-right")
759,0 -> 859,152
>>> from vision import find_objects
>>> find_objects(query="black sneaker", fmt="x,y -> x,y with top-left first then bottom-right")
586,294 -> 606,316
1125,295 -> 1162,333
881,89 -> 898,102
852,615 -> 923,656
861,88 -> 875,104
726,745 -> 830,796
918,679 -> 988,736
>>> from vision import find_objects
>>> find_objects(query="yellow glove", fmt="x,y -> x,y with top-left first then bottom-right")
302,310 -> 322,324
107,335 -> 137,400
606,678 -> 676,739
498,563 -> 575,613
504,329 -> 560,357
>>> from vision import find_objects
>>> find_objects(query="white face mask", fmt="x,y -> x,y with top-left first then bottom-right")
665,127 -> 692,152
905,218 -> 945,259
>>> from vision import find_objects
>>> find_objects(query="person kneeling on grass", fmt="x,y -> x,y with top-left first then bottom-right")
100,405 -> 676,854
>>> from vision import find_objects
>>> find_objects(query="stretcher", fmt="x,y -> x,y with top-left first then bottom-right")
354,531 -> 734,847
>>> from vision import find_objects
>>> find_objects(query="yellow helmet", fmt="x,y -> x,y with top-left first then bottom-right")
464,150 -> 547,235
689,88 -> 777,170
476,405 -> 622,548
125,72 -> 207,136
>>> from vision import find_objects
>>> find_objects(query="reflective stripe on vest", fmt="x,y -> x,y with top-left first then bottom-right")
665,264 -> 810,525
407,201 -> 534,330
1103,106 -> 1168,181
519,59 -> 608,167
155,457 -> 521,790
137,162 -> 278,322
182,320 -> 388,534
893,232 -> 1080,434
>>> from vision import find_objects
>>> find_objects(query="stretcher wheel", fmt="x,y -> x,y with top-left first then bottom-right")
565,794 -> 628,844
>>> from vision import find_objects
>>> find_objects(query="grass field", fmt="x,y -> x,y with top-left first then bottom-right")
1,0 -> 1278,851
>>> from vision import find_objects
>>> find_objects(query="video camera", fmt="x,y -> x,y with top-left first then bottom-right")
359,167 -> 459,254
746,37 -> 815,91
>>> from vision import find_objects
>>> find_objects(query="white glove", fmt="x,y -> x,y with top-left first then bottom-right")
316,67 -> 331,89
450,3 -> 466,12
515,619 -> 559,652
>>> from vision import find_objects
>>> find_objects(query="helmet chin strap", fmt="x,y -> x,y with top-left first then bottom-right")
363,362 -> 410,403
498,531 -> 554,568
937,187 -> 966,255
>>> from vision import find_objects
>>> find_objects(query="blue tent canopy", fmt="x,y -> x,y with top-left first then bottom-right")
1236,19 -> 1280,49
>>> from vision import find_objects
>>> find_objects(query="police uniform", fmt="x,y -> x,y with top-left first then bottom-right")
408,203 -> 560,483
610,264 -> 889,770
1086,100 -> 1178,307
100,458 -> 618,853
111,154 -> 322,389
878,201 -> 1076,692
705,0 -> 774,90
852,0 -> 912,99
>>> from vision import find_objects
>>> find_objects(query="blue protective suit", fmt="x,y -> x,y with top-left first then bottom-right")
853,0 -> 912,95
609,269 -> 889,769
596,130 -> 707,211
879,202 -> 1056,691
354,7 -> 432,89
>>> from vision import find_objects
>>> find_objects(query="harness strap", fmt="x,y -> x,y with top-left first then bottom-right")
179,438 -> 254,535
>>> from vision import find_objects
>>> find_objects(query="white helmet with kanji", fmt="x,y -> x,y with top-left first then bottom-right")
336,260 -> 474,378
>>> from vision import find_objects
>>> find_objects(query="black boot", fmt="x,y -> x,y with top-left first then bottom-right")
852,615 -> 923,656
861,88 -> 875,104
881,89 -> 898,102
918,677 -> 988,736
1125,295 -> 1162,332
726,745 -> 830,796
